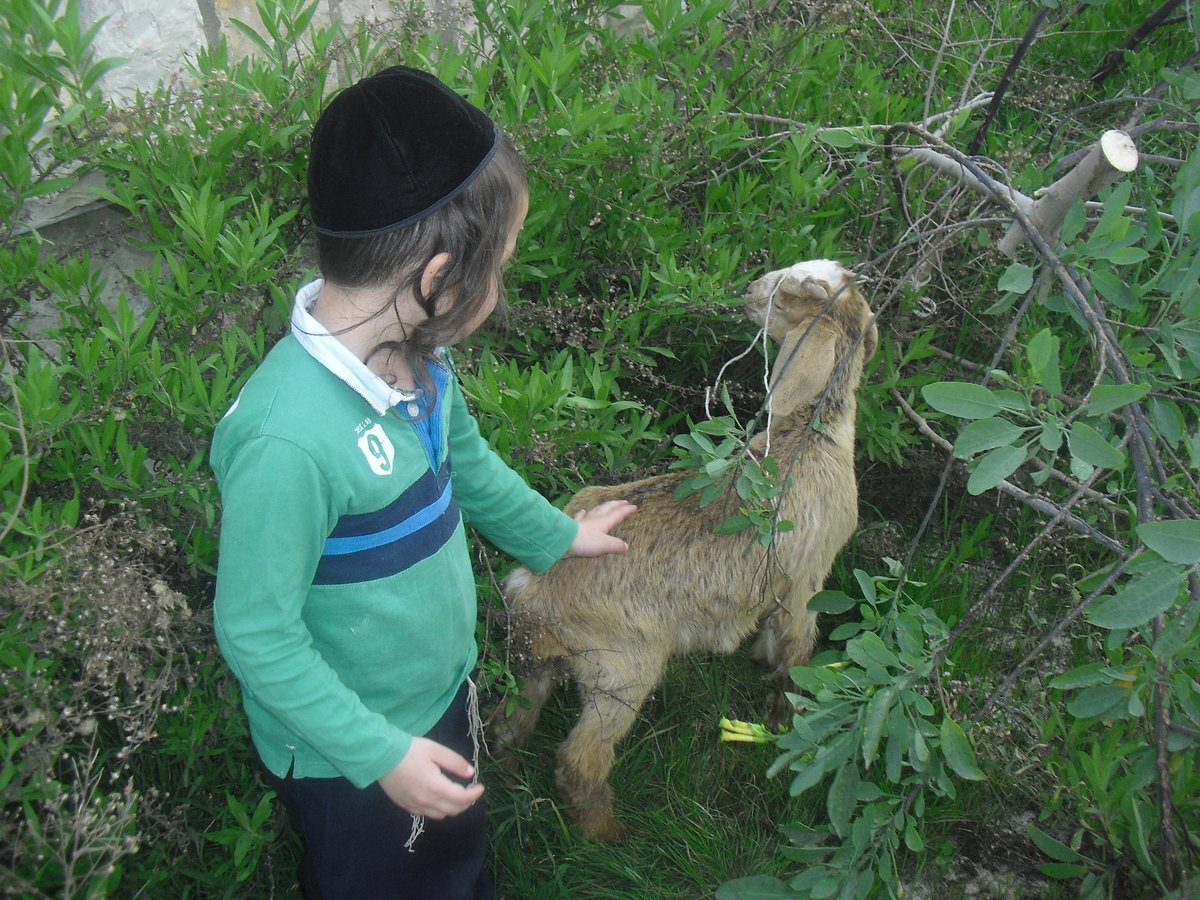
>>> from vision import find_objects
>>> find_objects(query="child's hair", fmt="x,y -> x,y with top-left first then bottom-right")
315,131 -> 527,399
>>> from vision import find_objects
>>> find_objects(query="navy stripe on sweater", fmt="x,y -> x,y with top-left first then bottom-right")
313,457 -> 460,585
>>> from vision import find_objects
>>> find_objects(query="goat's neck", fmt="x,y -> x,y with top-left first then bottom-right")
758,328 -> 864,454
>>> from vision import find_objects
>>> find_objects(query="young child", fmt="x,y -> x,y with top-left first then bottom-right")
210,66 -> 636,899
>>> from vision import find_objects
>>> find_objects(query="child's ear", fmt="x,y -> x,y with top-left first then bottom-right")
421,252 -> 452,308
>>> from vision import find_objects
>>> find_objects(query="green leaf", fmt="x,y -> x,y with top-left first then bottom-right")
826,761 -> 859,837
1103,246 -> 1149,265
1086,565 -> 1184,630
904,820 -> 925,852
1070,454 -> 1095,482
828,622 -> 861,641
1037,862 -> 1092,879
1137,519 -> 1200,564
1048,663 -> 1110,690
862,685 -> 897,770
922,382 -> 1003,419
1152,594 -> 1200,661
853,569 -> 877,604
939,717 -> 986,780
1123,795 -> 1156,877
1094,181 -> 1133,242
808,590 -> 856,614
714,515 -> 752,535
847,632 -> 900,671
967,444 -> 1027,494
1026,824 -> 1087,863
1039,419 -> 1063,451
1089,268 -> 1139,310
1083,383 -> 1150,416
998,262 -> 1034,293
1026,328 -> 1062,396
1067,421 -> 1125,469
789,758 -> 827,797
953,417 -> 1025,458
1149,397 -> 1186,447
817,128 -> 872,148
1066,685 -> 1126,719
716,875 -> 795,899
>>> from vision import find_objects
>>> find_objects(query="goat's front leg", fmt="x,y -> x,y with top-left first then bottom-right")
556,653 -> 662,843
753,585 -> 819,725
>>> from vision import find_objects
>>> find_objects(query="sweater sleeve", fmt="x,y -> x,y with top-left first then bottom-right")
211,435 -> 411,787
446,376 -> 578,572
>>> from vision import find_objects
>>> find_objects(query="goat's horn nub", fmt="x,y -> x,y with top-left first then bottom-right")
799,276 -> 829,300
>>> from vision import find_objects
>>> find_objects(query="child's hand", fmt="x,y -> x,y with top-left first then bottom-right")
377,736 -> 484,819
565,500 -> 638,558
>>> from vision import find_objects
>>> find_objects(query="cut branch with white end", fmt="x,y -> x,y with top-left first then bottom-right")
997,129 -> 1139,256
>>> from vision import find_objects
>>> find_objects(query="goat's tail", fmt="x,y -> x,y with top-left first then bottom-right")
502,566 -> 572,664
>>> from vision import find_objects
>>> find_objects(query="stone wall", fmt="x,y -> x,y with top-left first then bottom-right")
78,0 -> 473,101
26,0 -> 471,231
30,1 -> 647,230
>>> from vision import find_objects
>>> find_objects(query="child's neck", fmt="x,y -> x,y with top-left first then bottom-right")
311,281 -> 426,390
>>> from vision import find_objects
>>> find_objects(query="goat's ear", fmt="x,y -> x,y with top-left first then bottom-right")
861,317 -> 879,361
776,273 -> 830,313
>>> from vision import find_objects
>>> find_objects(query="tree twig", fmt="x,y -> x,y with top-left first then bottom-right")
0,334 -> 32,548
968,6 -> 1050,155
1091,0 -> 1188,85
891,390 -> 1124,553
888,123 -> 1185,889
970,556 -> 1134,721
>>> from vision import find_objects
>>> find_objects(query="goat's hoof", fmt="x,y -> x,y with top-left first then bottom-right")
576,812 -> 628,844
767,691 -> 795,728
487,742 -> 524,777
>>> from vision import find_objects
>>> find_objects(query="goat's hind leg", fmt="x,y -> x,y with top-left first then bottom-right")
489,663 -> 561,773
490,616 -> 570,770
556,653 -> 662,843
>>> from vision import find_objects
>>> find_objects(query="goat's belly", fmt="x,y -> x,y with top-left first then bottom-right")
670,592 -> 765,656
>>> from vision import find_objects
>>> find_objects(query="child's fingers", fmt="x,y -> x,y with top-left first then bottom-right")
379,737 -> 485,818
565,501 -> 638,558
572,499 -> 637,527
429,741 -> 475,781
425,780 -> 485,820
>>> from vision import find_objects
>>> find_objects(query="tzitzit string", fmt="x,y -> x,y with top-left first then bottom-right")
404,678 -> 483,852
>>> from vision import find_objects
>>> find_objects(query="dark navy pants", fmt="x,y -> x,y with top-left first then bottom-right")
264,680 -> 492,900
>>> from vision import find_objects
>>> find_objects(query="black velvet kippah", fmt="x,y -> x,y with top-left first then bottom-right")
307,66 -> 500,236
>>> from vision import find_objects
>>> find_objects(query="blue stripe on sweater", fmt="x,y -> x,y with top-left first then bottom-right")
322,480 -> 453,555
313,457 -> 460,585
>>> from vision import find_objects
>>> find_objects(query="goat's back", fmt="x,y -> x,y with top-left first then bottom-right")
505,408 -> 859,659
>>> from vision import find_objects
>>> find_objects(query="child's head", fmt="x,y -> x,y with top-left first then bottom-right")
307,66 -> 527,366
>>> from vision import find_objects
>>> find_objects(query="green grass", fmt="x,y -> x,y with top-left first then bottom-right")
486,653 -> 819,898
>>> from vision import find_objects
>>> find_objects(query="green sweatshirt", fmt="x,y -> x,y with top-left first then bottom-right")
211,282 -> 577,788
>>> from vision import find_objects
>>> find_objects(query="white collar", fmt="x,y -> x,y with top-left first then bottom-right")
290,279 -> 417,415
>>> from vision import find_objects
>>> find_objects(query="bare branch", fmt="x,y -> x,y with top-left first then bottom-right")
1092,0 -> 1188,85
968,6 -> 1050,155
970,557 -> 1134,722
0,334 -> 31,547
999,130 -> 1139,255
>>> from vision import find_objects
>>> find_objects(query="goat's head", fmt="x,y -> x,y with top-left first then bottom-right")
743,259 -> 877,360
742,260 -> 878,423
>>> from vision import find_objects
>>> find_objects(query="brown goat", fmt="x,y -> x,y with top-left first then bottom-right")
492,259 -> 877,842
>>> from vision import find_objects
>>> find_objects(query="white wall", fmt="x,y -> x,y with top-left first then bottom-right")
78,0 -> 473,100
24,0 -> 471,230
